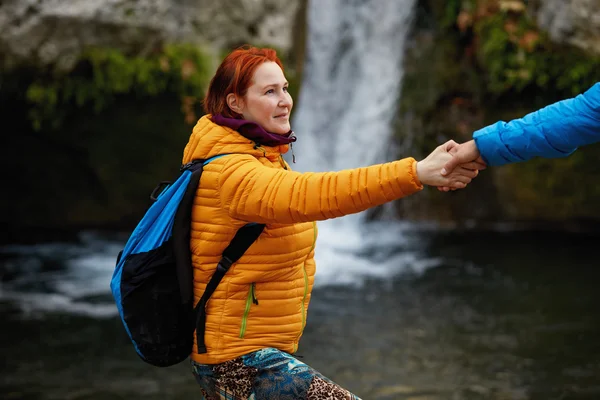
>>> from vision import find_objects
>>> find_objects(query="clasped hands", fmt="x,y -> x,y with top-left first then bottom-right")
416,140 -> 485,191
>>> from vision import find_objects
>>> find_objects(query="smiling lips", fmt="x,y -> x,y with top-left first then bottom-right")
274,114 -> 288,119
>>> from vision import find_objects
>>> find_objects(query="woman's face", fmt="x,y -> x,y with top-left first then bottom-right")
239,61 -> 293,134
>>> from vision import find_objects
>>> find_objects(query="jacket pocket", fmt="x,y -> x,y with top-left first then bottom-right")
239,282 -> 259,338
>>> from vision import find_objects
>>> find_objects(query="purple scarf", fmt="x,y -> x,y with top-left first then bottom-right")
212,114 -> 297,147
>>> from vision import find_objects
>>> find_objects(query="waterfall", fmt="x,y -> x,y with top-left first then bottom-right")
291,0 -> 425,286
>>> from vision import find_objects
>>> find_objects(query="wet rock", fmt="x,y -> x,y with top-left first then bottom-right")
535,0 -> 600,55
0,0 -> 300,71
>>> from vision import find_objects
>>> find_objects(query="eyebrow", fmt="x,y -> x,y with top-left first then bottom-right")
261,82 -> 289,90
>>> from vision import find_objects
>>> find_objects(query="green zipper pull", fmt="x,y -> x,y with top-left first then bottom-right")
240,283 -> 258,338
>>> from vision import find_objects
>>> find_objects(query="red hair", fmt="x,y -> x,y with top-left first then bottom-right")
203,45 -> 284,118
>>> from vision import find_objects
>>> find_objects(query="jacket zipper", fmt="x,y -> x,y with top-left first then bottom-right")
294,221 -> 317,352
254,144 -> 289,170
278,154 -> 288,170
253,143 -> 267,157
240,282 -> 258,338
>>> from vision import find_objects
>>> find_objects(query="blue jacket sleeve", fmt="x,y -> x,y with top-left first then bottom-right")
473,82 -> 600,166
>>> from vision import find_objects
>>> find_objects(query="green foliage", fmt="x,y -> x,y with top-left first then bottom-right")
25,44 -> 213,131
474,7 -> 600,98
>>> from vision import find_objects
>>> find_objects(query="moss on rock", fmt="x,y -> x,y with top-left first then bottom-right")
25,44 -> 213,131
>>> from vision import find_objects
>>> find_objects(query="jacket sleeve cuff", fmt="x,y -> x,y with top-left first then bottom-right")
391,158 -> 423,197
473,123 -> 512,167
410,159 -> 423,190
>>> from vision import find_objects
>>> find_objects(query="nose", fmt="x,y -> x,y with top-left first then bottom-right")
279,92 -> 293,108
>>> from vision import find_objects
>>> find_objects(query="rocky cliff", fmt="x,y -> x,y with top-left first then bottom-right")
0,0 -> 300,71
536,0 -> 600,55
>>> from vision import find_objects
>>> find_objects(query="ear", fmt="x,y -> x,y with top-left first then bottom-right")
226,93 -> 244,115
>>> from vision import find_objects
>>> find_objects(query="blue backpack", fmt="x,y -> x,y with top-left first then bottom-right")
110,155 -> 265,367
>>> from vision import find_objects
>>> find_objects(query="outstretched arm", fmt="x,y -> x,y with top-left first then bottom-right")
216,155 -> 422,224
473,82 -> 600,166
214,142 -> 478,224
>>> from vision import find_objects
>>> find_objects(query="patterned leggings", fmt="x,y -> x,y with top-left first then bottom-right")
191,348 -> 362,400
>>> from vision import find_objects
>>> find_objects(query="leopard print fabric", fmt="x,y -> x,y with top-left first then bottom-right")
192,357 -> 257,400
307,376 -> 354,400
212,358 -> 258,399
191,348 -> 361,400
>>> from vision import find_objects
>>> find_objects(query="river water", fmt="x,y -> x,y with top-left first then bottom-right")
1,227 -> 599,400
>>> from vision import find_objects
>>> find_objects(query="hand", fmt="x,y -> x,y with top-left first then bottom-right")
416,140 -> 481,189
437,140 -> 486,192
441,140 -> 486,175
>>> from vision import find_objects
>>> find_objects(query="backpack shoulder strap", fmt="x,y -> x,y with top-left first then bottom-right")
194,222 -> 265,353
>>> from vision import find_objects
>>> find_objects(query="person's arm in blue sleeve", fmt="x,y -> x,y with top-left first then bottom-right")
474,82 -> 600,166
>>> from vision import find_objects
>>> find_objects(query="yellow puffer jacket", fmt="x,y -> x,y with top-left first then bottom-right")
184,115 -> 423,364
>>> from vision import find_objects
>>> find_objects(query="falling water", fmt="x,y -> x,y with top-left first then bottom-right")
291,0 -> 429,286
293,0 -> 416,172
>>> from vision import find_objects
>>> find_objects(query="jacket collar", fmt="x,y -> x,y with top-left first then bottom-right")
211,114 -> 297,147
182,115 -> 291,165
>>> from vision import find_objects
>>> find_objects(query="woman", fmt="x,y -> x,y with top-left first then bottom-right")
184,45 -> 479,399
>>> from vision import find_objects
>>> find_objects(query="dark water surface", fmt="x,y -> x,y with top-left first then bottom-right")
1,229 -> 599,399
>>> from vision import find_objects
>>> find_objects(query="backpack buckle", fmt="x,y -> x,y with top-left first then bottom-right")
150,181 -> 171,201
217,256 -> 234,273
180,159 -> 204,172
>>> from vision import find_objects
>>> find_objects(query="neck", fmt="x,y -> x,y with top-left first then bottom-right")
212,114 -> 297,147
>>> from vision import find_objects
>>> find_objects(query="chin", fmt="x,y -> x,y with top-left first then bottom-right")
270,125 -> 290,134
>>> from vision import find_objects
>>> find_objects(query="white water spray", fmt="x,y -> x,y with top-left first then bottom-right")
291,0 -> 426,286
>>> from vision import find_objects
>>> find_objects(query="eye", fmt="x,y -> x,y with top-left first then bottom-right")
265,89 -> 274,95
283,86 -> 289,92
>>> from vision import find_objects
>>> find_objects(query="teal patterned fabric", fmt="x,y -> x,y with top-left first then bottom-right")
191,348 -> 361,399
